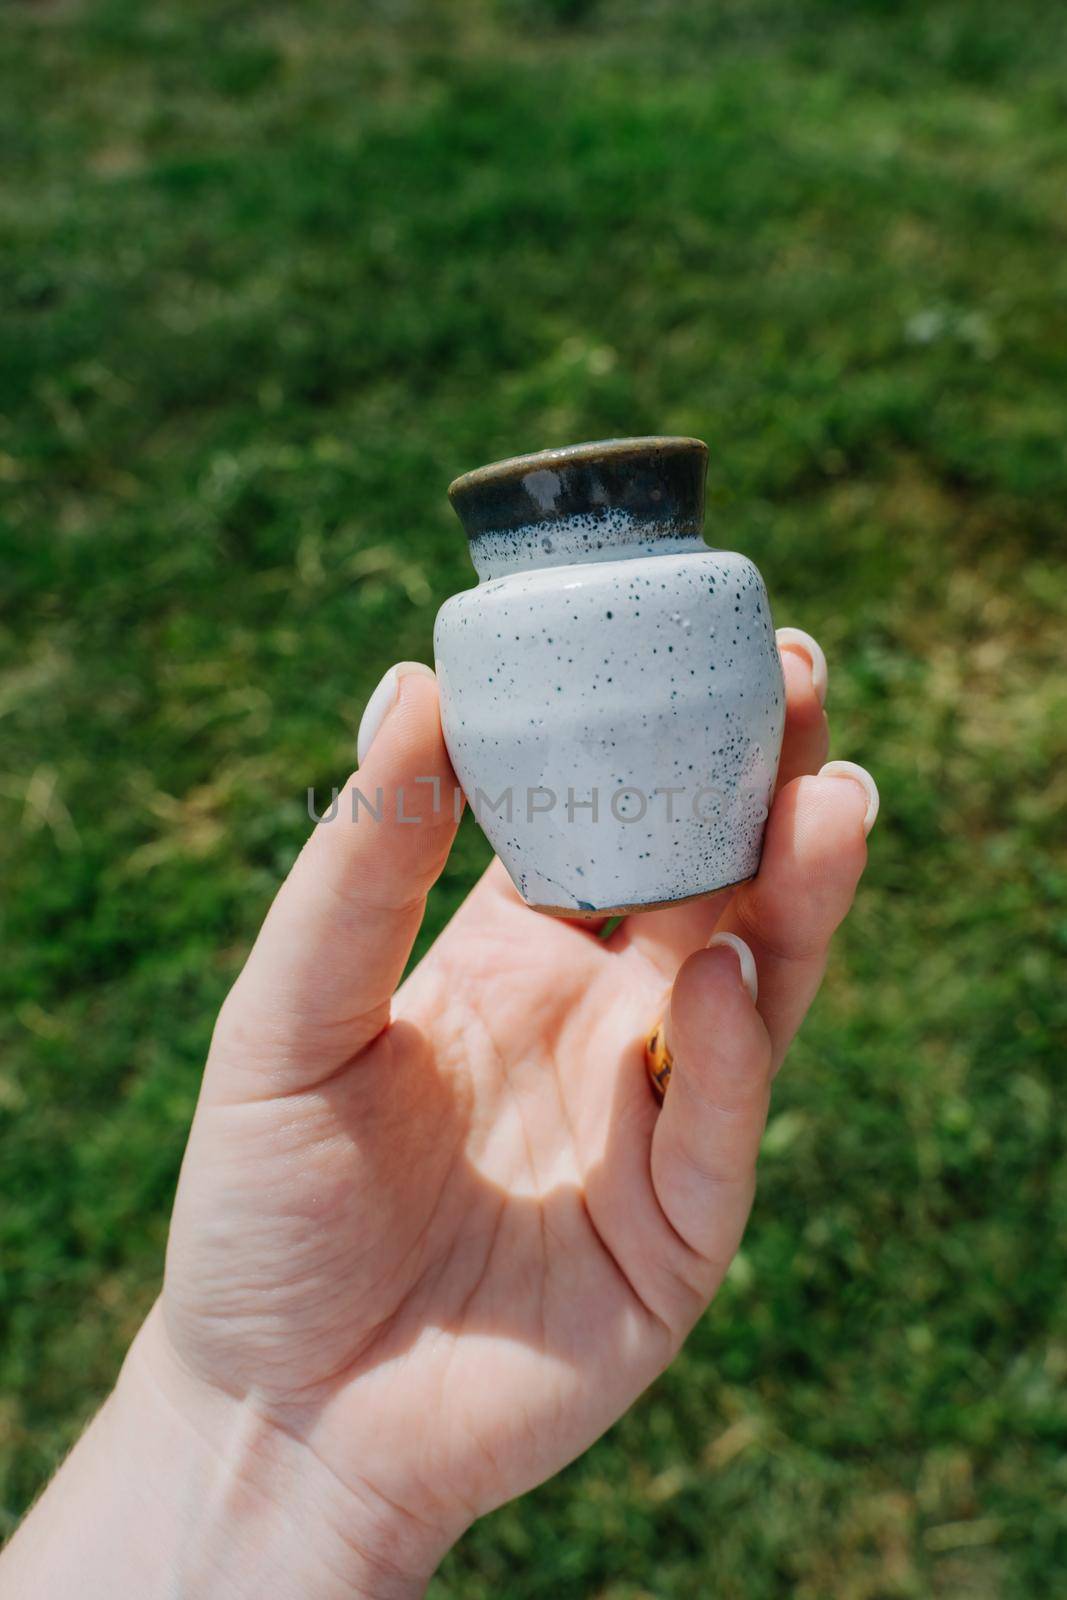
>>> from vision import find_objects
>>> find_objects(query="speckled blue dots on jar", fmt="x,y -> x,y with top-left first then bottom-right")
433,437 -> 785,917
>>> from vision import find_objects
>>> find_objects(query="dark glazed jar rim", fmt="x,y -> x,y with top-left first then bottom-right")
448,436 -> 708,542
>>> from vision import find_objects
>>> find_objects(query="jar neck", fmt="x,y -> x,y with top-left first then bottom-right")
469,512 -> 707,581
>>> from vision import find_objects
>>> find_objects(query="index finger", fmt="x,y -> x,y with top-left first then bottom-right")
611,628 -> 831,976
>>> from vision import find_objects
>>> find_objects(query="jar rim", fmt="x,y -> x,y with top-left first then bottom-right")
448,435 -> 706,500
448,436 -> 708,542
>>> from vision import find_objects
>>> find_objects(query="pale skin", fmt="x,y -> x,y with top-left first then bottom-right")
2,630 -> 877,1600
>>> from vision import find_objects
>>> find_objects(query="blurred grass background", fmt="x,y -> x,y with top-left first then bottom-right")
2,0 -> 1066,1593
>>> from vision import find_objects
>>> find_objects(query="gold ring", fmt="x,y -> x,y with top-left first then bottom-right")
645,1018 -> 672,1100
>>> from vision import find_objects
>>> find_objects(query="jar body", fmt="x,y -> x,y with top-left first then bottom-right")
433,540 -> 785,916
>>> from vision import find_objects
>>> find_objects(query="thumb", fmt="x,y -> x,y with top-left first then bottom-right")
209,662 -> 461,1099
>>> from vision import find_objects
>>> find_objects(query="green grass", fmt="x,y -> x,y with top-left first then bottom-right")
2,0 -> 1066,1593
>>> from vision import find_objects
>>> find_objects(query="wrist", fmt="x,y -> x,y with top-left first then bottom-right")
4,1305 -> 452,1600
121,1307 -> 448,1599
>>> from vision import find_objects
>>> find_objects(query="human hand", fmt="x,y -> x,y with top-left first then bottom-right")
3,629 -> 875,1600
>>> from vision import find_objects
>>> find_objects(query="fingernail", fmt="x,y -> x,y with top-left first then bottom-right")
776,627 -> 828,706
706,932 -> 759,1004
818,760 -> 880,836
356,661 -> 436,764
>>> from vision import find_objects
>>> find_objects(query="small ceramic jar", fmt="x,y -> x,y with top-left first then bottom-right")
434,437 -> 785,917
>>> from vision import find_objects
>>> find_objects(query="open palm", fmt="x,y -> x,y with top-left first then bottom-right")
151,641 -> 873,1587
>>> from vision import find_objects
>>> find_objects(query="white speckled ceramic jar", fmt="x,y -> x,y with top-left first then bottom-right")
434,437 -> 785,917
